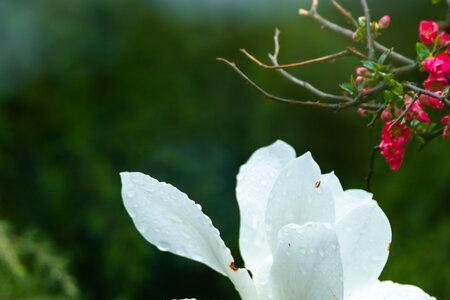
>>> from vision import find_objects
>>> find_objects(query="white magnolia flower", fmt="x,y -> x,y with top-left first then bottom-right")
120,140 -> 436,300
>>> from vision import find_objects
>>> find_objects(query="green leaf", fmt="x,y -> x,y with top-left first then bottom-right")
361,60 -> 377,71
383,90 -> 396,102
339,82 -> 355,95
432,0 -> 442,4
416,42 -> 431,61
378,49 -> 392,65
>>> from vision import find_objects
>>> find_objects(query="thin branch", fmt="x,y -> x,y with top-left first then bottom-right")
367,105 -> 385,127
361,0 -> 375,60
337,81 -> 387,110
392,63 -> 418,75
419,127 -> 445,151
366,146 -> 380,192
240,48 -> 352,69
268,54 -> 352,102
268,29 -> 353,102
403,82 -> 450,107
389,96 -> 416,129
299,7 -> 415,65
330,0 -> 358,28
347,47 -> 368,59
217,58 -> 341,109
273,28 -> 281,58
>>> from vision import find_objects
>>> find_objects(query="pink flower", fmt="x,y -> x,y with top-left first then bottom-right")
380,107 -> 393,121
424,74 -> 448,91
379,142 -> 405,171
356,67 -> 369,76
378,15 -> 391,29
357,107 -> 366,117
442,115 -> 450,125
379,121 -> 411,171
355,76 -> 365,85
419,20 -> 439,45
439,32 -> 450,47
419,93 -> 445,110
381,121 -> 411,146
405,96 -> 430,123
422,53 -> 450,76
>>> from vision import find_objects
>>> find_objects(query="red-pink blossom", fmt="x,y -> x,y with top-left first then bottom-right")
442,115 -> 450,125
379,142 -> 405,171
419,20 -> 439,45
422,53 -> 450,76
419,93 -> 445,110
439,32 -> 450,48
405,97 -> 430,123
378,15 -> 391,29
380,107 -> 393,121
381,121 -> 411,146
424,74 -> 448,91
379,121 -> 411,171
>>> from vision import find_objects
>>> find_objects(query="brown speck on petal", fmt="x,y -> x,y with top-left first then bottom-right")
387,243 -> 391,252
315,180 -> 321,188
229,262 -> 238,272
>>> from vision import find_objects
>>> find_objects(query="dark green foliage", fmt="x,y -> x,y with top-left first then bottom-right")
0,221 -> 80,299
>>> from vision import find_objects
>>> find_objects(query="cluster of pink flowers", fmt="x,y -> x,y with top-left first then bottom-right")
379,121 -> 411,171
377,20 -> 450,170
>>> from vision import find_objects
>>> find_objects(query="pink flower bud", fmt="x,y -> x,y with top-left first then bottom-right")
356,67 -> 369,76
378,15 -> 391,29
380,107 -> 393,121
362,87 -> 371,94
352,32 -> 357,41
442,115 -> 450,125
355,76 -> 365,85
357,107 -> 366,117
443,126 -> 449,138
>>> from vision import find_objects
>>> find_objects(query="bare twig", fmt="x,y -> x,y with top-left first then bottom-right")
299,6 -> 415,65
331,0 -> 358,28
389,96 -> 416,129
361,0 -> 375,60
337,81 -> 387,110
347,47 -> 368,59
366,146 -> 380,192
367,105 -> 385,127
217,58 -> 341,109
267,29 -> 353,102
392,63 -> 418,75
419,127 -> 445,151
240,48 -> 352,69
268,54 -> 352,102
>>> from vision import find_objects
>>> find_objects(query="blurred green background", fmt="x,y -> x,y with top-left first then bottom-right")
0,0 -> 449,299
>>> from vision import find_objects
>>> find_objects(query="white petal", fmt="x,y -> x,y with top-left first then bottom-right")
322,171 -> 344,196
347,280 -> 437,300
236,140 -> 296,273
269,222 -> 343,300
335,202 -> 391,295
265,152 -> 335,251
120,172 -> 256,300
322,172 -> 374,223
